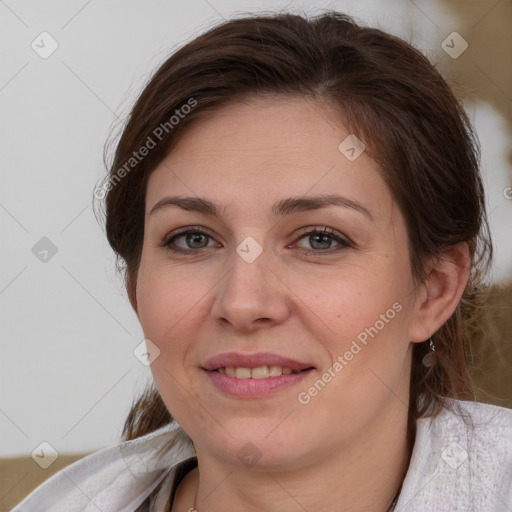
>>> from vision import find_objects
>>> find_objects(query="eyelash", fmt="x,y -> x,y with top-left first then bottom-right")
161,225 -> 354,256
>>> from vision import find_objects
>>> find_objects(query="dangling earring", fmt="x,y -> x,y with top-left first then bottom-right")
422,337 -> 436,367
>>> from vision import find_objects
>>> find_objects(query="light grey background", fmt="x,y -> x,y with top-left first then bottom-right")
1,0 -> 511,457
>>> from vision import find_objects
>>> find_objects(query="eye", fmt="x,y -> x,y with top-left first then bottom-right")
292,226 -> 353,254
161,225 -> 353,256
162,226 -> 219,253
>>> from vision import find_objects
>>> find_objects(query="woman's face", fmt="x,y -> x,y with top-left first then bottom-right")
133,96 -> 422,469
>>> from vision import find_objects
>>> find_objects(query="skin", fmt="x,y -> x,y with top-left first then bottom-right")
128,96 -> 470,512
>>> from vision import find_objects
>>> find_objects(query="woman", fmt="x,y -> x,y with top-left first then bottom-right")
14,10 -> 512,512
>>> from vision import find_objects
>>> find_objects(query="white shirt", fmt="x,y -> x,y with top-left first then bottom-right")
12,399 -> 512,511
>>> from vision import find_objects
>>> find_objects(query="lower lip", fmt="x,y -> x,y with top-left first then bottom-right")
203,369 -> 315,398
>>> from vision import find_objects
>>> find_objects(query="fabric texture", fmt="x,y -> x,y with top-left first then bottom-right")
12,399 -> 512,511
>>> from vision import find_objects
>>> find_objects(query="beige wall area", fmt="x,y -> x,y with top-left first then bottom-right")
429,1 -> 512,408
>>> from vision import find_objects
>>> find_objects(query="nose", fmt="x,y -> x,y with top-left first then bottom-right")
210,249 -> 291,333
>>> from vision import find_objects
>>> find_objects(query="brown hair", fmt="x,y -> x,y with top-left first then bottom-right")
95,10 -> 492,448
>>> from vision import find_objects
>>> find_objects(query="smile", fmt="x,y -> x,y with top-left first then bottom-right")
201,352 -> 316,397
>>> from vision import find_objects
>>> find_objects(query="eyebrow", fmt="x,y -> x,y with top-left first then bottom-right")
149,194 -> 374,221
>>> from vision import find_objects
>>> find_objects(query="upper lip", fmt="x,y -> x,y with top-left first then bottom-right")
201,352 -> 315,372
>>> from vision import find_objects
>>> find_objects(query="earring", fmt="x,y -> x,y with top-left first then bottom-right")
422,337 -> 436,367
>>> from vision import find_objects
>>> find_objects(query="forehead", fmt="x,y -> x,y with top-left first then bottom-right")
145,96 -> 391,219
164,96 -> 345,168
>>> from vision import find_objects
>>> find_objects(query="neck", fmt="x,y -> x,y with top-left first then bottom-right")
173,400 -> 413,512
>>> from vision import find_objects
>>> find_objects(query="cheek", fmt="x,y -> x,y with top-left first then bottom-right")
135,268 -> 207,422
302,290 -> 411,425
135,279 -> 193,392
136,263 -> 201,339
134,261 -> 220,382
305,273 -> 414,405
304,267 -> 404,340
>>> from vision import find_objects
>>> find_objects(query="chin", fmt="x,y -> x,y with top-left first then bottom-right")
196,421 -> 312,470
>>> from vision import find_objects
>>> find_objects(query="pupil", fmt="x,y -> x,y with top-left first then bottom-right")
187,233 -> 207,248
312,234 -> 331,250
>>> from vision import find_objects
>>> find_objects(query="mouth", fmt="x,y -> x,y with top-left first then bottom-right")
201,352 -> 316,398
201,351 -> 315,374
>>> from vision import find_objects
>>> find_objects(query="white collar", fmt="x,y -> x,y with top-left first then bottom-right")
13,400 -> 512,511
13,421 -> 195,512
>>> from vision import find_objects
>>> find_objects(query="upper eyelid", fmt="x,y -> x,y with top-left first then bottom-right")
294,226 -> 348,239
165,225 -> 218,242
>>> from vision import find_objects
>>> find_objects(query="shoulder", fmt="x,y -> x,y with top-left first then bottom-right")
438,398 -> 512,425
432,399 -> 512,471
12,422 -> 196,512
396,400 -> 512,512
431,399 -> 512,444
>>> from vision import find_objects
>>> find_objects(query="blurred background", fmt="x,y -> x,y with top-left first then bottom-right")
1,0 -> 511,507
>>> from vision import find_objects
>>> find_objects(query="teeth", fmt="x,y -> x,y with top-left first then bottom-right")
235,367 -> 251,379
269,365 -> 283,377
218,365 -> 299,379
251,366 -> 269,379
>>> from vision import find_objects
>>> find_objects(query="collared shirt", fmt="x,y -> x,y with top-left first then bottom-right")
13,399 -> 512,511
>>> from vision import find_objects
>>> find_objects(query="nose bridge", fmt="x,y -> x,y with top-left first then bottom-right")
211,242 -> 290,330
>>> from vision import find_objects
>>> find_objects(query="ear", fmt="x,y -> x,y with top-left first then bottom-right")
409,242 -> 471,342
127,275 -> 139,317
